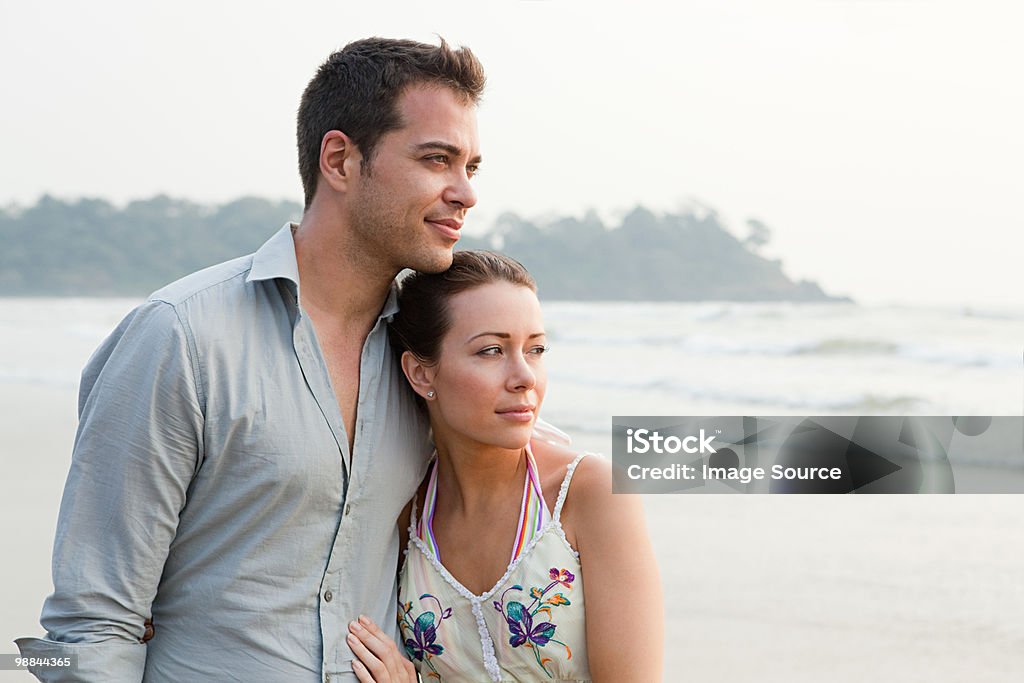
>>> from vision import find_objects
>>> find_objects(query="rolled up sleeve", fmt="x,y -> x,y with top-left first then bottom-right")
18,300 -> 204,682
14,636 -> 146,683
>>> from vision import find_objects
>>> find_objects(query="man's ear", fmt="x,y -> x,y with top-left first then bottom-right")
318,130 -> 362,194
401,351 -> 436,400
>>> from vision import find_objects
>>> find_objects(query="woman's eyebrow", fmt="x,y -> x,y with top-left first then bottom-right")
465,332 -> 546,342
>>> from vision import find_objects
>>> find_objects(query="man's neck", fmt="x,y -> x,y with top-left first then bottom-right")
292,208 -> 396,326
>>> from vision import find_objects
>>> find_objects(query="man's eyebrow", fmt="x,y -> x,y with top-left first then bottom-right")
413,141 -> 483,164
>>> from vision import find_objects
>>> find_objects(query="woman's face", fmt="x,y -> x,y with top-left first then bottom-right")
426,281 -> 548,451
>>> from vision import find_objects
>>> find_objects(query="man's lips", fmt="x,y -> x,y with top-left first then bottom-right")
428,218 -> 462,230
425,218 -> 463,241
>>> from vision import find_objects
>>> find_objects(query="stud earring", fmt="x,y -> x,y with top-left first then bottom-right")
426,391 -> 435,398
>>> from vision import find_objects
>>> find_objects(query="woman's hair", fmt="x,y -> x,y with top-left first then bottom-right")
389,250 -> 536,366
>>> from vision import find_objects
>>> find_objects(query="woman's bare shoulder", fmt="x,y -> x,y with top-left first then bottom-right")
559,452 -> 616,515
533,437 -> 614,489
531,437 -> 581,467
529,438 -> 576,519
531,440 -> 629,546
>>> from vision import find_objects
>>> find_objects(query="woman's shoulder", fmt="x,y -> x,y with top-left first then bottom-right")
531,440 -> 619,528
532,439 -> 594,494
533,440 -> 644,549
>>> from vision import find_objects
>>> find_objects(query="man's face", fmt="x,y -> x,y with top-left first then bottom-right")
347,84 -> 481,274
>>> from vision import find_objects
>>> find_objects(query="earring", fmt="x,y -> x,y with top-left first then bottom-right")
426,390 -> 435,399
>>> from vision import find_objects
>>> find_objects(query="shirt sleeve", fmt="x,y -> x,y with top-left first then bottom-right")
17,299 -> 205,682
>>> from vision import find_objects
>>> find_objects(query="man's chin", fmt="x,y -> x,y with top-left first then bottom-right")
413,249 -> 456,274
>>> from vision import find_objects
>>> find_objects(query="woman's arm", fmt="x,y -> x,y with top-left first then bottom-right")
565,456 -> 664,682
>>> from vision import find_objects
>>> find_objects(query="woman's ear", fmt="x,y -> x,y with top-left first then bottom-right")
401,351 -> 436,400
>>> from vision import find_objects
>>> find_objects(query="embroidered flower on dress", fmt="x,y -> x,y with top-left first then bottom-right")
398,594 -> 452,680
545,593 -> 570,607
493,568 -> 576,678
504,600 -> 556,648
550,567 -> 575,587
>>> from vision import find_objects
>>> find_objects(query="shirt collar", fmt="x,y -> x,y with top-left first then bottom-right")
380,280 -> 400,322
247,222 -> 401,322
247,223 -> 301,290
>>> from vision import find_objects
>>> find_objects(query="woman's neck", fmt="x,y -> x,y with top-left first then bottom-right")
432,435 -> 529,516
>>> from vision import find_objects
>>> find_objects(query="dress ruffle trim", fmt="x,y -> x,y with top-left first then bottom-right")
471,599 -> 501,681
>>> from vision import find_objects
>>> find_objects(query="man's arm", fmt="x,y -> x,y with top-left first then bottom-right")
16,300 -> 204,682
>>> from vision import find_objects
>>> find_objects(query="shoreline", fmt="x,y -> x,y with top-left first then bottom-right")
2,384 -> 1022,681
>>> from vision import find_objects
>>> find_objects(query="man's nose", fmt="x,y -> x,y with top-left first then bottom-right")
444,170 -> 477,210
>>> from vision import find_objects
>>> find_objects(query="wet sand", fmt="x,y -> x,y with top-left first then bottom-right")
2,384 -> 1022,681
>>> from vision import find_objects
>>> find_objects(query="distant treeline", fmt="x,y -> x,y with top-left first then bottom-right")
0,195 -> 845,301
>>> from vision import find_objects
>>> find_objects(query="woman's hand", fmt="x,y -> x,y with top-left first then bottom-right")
347,615 -> 417,683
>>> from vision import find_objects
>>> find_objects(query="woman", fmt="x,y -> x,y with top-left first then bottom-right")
346,251 -> 663,682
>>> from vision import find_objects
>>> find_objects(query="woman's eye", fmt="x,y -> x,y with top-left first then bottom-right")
478,346 -> 502,356
528,345 -> 549,356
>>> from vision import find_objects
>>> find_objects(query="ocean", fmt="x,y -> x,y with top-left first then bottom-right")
4,297 -> 1019,454
1,298 -> 1023,681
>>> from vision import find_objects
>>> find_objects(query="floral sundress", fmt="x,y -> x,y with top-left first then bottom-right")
397,447 -> 591,682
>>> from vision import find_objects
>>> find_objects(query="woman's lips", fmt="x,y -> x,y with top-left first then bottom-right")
496,407 -> 535,422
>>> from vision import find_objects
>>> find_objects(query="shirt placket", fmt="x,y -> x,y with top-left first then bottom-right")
285,308 -> 346,682
297,310 -> 389,682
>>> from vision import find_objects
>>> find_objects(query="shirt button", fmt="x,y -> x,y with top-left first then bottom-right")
324,589 -> 333,603
344,503 -> 352,516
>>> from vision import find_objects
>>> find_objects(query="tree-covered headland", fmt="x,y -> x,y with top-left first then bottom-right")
0,195 -> 846,301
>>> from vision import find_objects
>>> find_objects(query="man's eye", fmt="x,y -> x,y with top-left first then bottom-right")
467,164 -> 480,177
426,155 -> 448,165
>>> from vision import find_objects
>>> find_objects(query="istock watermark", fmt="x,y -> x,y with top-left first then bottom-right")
612,416 -> 1024,494
626,428 -> 718,454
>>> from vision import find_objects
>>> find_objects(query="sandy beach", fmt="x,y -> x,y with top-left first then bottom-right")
2,384 -> 1022,682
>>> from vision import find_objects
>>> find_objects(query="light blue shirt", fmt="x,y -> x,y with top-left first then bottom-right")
16,224 -> 432,682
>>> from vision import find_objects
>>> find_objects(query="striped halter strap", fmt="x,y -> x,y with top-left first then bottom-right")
417,442 -> 552,564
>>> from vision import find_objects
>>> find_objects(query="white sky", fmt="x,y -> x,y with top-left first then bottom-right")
1,0 -> 1021,308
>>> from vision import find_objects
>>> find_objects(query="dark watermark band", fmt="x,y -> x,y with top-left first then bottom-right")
612,416 -> 1024,494
0,654 -> 78,671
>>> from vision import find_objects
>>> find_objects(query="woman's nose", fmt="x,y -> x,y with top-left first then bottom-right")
507,353 -> 536,392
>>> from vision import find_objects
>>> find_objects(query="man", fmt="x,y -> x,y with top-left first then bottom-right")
16,37 -> 485,682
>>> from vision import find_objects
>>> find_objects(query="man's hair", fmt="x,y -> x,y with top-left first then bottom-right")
297,37 -> 486,210
389,250 -> 537,369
